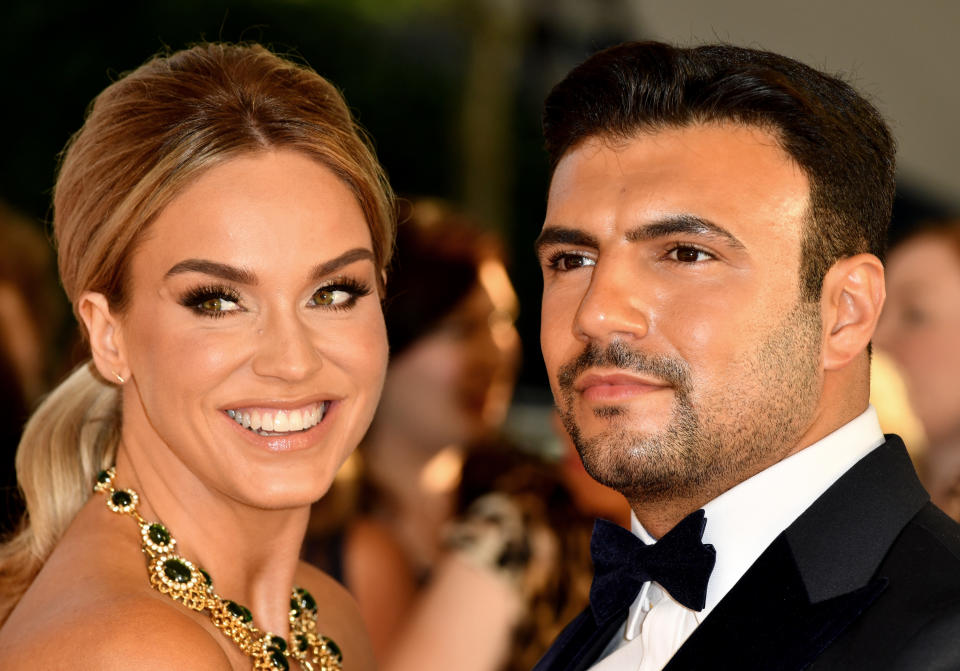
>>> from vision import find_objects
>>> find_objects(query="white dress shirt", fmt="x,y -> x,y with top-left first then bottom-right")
589,406 -> 886,671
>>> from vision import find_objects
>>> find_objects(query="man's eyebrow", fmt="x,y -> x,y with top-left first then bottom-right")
626,214 -> 745,249
164,259 -> 257,284
534,226 -> 600,257
310,248 -> 376,280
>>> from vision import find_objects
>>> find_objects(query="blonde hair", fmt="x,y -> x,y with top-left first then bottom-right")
0,43 -> 396,623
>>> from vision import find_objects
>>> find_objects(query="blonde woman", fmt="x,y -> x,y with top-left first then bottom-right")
0,43 -> 394,670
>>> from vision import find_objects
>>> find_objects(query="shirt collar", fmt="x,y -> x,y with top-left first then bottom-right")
628,405 -> 885,627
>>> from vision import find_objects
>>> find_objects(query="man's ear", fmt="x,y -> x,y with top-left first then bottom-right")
77,291 -> 129,384
820,253 -> 885,371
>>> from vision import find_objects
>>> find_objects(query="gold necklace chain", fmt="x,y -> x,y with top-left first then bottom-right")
94,467 -> 343,671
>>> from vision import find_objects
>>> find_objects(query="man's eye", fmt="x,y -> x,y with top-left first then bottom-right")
547,251 -> 595,271
668,246 -> 713,263
902,306 -> 927,326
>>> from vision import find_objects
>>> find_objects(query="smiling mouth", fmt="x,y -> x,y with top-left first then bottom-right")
225,402 -> 329,437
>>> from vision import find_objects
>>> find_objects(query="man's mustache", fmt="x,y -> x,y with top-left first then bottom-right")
557,341 -> 691,394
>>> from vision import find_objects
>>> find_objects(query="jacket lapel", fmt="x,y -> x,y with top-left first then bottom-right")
665,437 -> 927,670
663,535 -> 887,670
533,606 -> 627,671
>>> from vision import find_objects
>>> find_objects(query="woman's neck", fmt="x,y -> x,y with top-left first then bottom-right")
114,443 -> 310,637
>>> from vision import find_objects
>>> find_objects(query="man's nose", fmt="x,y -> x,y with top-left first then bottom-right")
574,259 -> 651,343
251,310 -> 323,381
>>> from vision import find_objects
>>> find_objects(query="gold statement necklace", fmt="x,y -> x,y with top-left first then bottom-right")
94,467 -> 343,671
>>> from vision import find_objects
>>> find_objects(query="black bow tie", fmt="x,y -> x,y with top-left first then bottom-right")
589,509 -> 716,623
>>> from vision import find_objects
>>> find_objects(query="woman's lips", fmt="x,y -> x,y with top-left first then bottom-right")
224,401 -> 329,436
221,400 -> 340,453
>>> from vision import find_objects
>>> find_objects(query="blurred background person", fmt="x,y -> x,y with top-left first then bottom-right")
0,202 -> 68,535
876,219 -> 960,520
393,416 -> 630,671
305,198 -> 522,659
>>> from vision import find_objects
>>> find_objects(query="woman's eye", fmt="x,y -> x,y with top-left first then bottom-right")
667,246 -> 714,263
548,251 -> 595,272
310,280 -> 371,309
180,286 -> 243,318
198,297 -> 240,312
312,288 -> 345,306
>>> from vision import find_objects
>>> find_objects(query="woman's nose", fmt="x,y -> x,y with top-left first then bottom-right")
250,311 -> 323,381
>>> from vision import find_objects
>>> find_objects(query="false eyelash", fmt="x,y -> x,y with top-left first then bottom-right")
313,277 -> 373,310
178,283 -> 242,318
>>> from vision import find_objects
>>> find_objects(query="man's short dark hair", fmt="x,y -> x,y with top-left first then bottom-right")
543,41 -> 896,300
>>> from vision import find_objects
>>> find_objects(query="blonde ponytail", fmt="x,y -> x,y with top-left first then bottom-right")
0,363 -> 120,623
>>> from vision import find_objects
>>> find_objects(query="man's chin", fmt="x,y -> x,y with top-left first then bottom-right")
573,408 -> 671,440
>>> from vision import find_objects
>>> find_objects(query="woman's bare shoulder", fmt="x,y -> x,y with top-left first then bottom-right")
0,593 -> 232,670
0,501 -> 232,669
296,560 -> 375,671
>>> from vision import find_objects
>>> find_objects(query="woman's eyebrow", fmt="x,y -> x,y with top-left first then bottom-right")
164,259 -> 257,284
310,248 -> 375,280
163,248 -> 376,285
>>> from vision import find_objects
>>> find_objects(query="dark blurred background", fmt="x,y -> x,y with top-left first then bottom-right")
0,0 -> 957,413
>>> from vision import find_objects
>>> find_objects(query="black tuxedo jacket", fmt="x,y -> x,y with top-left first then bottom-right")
533,436 -> 960,671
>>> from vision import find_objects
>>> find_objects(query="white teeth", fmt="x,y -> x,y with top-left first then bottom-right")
226,402 -> 328,435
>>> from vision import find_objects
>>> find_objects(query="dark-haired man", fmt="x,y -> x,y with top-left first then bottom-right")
533,42 -> 960,671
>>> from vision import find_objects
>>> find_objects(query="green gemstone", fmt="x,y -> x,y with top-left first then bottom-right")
96,470 -> 110,484
270,636 -> 287,652
162,558 -> 191,584
296,635 -> 308,652
111,490 -> 132,507
226,600 -> 252,623
147,523 -> 171,546
269,650 -> 289,670
325,637 -> 342,663
298,588 -> 317,612
290,597 -> 301,617
199,568 -> 212,586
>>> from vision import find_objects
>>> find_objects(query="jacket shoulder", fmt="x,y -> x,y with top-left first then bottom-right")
812,503 -> 960,669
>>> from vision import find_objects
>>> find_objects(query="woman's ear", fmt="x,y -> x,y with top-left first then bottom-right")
77,291 -> 129,384
820,253 -> 885,371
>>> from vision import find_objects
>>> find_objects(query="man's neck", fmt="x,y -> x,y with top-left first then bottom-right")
630,401 -> 872,539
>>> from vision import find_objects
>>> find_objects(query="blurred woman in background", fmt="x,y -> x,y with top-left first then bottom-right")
876,219 -> 960,520
0,203 -> 67,534
304,199 -> 522,662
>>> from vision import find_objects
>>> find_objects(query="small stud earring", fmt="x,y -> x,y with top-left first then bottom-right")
113,371 -> 126,384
